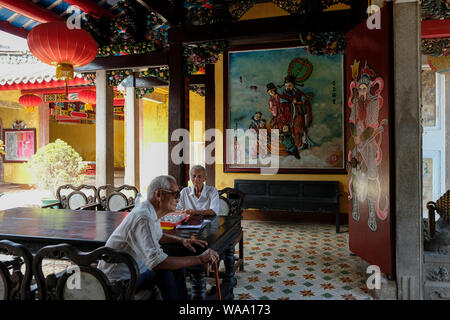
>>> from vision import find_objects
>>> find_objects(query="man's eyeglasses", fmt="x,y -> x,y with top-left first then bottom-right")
159,189 -> 181,199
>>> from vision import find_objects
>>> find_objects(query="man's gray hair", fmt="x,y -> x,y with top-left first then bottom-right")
147,175 -> 177,200
190,165 -> 207,177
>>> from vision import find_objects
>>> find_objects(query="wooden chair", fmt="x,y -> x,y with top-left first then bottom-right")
218,187 -> 245,272
32,244 -> 141,300
0,240 -> 34,300
219,187 -> 244,217
97,184 -> 138,212
426,190 -> 450,239
41,184 -> 99,210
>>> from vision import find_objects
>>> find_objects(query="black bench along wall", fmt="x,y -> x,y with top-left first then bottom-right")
234,180 -> 342,233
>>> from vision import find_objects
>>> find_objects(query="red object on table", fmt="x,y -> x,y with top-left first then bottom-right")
160,213 -> 189,229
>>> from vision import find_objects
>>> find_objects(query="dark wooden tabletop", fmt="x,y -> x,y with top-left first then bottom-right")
0,207 -> 242,253
0,207 -> 127,248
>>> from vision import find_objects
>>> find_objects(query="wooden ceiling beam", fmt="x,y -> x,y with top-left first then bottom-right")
168,10 -> 353,44
422,19 -> 450,39
74,52 -> 169,72
137,0 -> 180,26
120,74 -> 168,88
64,0 -> 115,19
188,74 -> 206,85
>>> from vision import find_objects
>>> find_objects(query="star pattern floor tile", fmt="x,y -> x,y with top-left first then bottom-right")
232,221 -> 372,300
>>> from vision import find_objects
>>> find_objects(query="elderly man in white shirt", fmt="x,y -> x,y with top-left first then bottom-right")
98,175 -> 219,300
177,165 -> 220,216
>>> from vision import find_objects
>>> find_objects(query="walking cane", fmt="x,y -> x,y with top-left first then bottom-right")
206,260 -> 222,300
213,260 -> 222,301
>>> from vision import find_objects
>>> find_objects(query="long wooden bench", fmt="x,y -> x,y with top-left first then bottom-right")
234,179 -> 342,233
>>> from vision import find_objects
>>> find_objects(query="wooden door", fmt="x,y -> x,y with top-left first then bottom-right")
345,4 -> 394,276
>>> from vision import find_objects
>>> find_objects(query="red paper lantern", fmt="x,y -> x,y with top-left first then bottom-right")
78,90 -> 96,104
27,21 -> 98,81
19,94 -> 42,112
78,90 -> 96,111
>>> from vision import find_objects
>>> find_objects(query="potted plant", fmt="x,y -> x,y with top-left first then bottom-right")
28,139 -> 86,205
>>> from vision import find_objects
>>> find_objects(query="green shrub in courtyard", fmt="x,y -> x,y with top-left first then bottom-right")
28,139 -> 86,196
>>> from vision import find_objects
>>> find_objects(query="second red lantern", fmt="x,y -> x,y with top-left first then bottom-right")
78,90 -> 96,111
19,94 -> 42,112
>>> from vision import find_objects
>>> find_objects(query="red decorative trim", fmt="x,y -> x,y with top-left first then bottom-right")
0,21 -> 28,38
113,99 -> 124,106
21,85 -> 93,95
422,19 -> 450,39
70,112 -> 88,118
0,78 -> 89,91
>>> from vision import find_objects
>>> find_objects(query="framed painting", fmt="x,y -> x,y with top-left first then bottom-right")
2,129 -> 36,163
224,43 -> 345,173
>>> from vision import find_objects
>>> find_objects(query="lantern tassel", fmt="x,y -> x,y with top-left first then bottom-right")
65,81 -> 68,100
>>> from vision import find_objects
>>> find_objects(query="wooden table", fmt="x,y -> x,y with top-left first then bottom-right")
0,207 -> 127,253
0,207 -> 242,300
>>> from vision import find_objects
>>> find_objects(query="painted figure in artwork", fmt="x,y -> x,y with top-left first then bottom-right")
258,119 -> 268,158
249,112 -> 267,159
280,124 -> 300,159
266,82 -> 291,130
249,111 -> 262,131
280,75 -> 315,152
347,60 -> 388,232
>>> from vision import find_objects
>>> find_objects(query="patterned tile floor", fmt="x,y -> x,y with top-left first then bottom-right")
230,220 -> 372,300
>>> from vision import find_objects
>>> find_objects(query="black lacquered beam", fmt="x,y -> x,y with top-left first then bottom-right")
168,10 -> 354,44
75,52 -> 169,72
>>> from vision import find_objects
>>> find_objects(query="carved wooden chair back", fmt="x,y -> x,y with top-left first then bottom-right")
426,189 -> 450,238
56,184 -> 98,210
32,244 -> 139,300
97,185 -> 139,211
0,240 -> 34,300
218,187 -> 244,217
218,187 -> 245,272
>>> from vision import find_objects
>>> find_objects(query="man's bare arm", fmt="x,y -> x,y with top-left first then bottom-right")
153,256 -> 202,270
153,249 -> 218,270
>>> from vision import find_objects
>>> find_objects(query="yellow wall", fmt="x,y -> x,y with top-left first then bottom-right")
240,1 -> 350,20
239,2 -> 350,21
140,98 -> 169,194
240,2 -> 288,20
143,99 -> 168,143
189,91 -> 205,142
0,90 -> 39,184
49,120 -> 125,168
